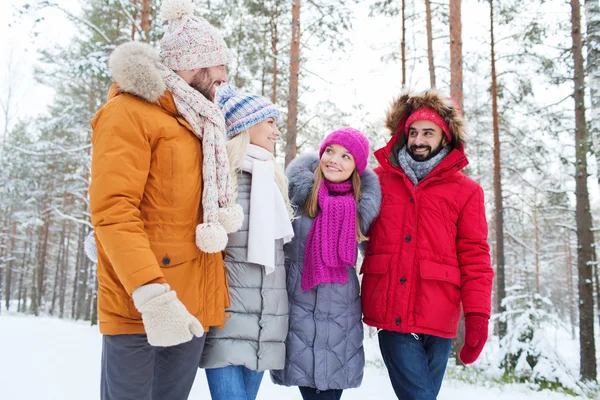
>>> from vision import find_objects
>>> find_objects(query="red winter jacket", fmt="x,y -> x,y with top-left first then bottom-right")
360,133 -> 494,338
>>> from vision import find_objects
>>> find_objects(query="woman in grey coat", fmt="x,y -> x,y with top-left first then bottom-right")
200,85 -> 294,400
271,128 -> 382,400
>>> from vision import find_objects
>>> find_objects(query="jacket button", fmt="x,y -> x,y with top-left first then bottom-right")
404,236 -> 411,242
400,277 -> 406,284
395,318 -> 402,325
162,257 -> 171,266
409,197 -> 414,203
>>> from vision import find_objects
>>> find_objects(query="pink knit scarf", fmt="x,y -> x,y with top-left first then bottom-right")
302,179 -> 357,291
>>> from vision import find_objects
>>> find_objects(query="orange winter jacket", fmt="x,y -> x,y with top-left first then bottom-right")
89,83 -> 229,335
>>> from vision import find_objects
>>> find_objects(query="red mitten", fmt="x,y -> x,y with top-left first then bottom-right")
459,314 -> 489,365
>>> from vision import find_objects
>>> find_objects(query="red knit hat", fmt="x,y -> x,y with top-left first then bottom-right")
404,107 -> 452,143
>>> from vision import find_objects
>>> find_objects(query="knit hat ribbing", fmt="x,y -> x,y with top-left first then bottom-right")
319,128 -> 370,175
159,0 -> 232,71
216,85 -> 280,137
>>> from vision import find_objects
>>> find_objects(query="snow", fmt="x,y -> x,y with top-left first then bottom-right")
0,314 -> 588,400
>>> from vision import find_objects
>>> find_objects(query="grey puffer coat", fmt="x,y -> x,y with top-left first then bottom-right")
271,154 -> 382,390
200,171 -> 289,371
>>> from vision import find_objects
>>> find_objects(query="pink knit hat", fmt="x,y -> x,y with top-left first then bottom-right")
404,107 -> 452,143
319,128 -> 370,175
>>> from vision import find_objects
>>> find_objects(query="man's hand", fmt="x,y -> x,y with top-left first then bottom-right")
459,314 -> 489,365
132,283 -> 204,347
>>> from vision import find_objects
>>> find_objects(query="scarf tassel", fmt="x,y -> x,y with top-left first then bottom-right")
195,222 -> 228,253
219,204 -> 244,233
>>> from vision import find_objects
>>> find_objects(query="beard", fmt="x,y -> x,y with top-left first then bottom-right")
408,143 -> 445,161
190,69 -> 216,101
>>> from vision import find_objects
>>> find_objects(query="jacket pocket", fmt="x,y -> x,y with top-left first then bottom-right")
414,260 -> 461,334
126,241 -> 203,316
360,254 -> 391,323
149,241 -> 201,268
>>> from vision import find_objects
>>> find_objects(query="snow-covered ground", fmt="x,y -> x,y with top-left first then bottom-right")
0,314 -> 588,399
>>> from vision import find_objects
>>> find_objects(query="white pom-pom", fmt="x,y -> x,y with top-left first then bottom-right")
159,0 -> 195,21
196,222 -> 228,253
215,84 -> 239,108
219,204 -> 244,233
84,230 -> 98,264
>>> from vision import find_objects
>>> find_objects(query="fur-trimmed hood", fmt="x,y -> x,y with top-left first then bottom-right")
285,154 -> 382,236
107,41 -> 167,103
385,89 -> 466,148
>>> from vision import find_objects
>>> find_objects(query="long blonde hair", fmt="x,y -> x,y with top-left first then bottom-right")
304,166 -> 367,243
226,130 -> 294,220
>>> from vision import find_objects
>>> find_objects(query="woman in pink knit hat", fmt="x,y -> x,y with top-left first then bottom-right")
271,128 -> 382,400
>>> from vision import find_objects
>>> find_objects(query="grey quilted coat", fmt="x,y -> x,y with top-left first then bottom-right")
200,171 -> 289,371
270,154 -> 381,390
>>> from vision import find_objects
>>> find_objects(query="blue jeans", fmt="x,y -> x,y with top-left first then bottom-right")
205,365 -> 264,400
378,330 -> 452,400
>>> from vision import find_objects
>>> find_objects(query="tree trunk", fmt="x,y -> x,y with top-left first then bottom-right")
534,204 -> 540,293
425,0 -> 436,88
141,0 -> 151,41
285,0 -> 301,167
271,0 -> 279,105
131,0 -> 138,41
77,257 -> 90,320
32,213 -> 51,315
448,0 -> 467,362
59,222 -> 71,318
401,0 -> 406,86
571,0 -> 598,382
50,219 -> 66,315
17,230 -> 31,313
90,275 -> 99,326
449,0 -> 464,109
72,224 -> 86,319
566,230 -> 576,339
594,251 -> 600,333
489,0 -> 506,339
585,0 -> 600,186
4,221 -> 16,311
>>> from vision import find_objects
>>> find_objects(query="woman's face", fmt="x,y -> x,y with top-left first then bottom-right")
249,117 -> 280,153
319,144 -> 356,183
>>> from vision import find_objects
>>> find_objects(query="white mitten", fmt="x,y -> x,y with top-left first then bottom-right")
132,283 -> 204,347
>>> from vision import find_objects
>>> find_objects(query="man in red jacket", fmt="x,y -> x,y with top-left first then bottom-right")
361,90 -> 494,400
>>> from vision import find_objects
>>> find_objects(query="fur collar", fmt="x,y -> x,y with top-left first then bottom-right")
286,154 -> 382,235
385,89 -> 466,148
108,41 -> 166,103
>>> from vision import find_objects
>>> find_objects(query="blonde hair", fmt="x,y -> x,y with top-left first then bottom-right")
305,167 -> 367,243
226,130 -> 294,220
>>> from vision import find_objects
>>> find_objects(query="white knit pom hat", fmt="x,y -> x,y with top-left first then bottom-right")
159,0 -> 232,71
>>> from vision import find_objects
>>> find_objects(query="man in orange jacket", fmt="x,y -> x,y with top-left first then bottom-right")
89,0 -> 243,398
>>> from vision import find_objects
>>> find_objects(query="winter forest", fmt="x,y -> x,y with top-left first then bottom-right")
1,0 -> 600,398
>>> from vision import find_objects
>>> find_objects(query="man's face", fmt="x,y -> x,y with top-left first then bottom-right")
189,65 -> 227,102
406,120 -> 446,161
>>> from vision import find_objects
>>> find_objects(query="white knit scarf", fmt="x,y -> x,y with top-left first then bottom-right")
240,144 -> 294,274
161,66 -> 243,253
